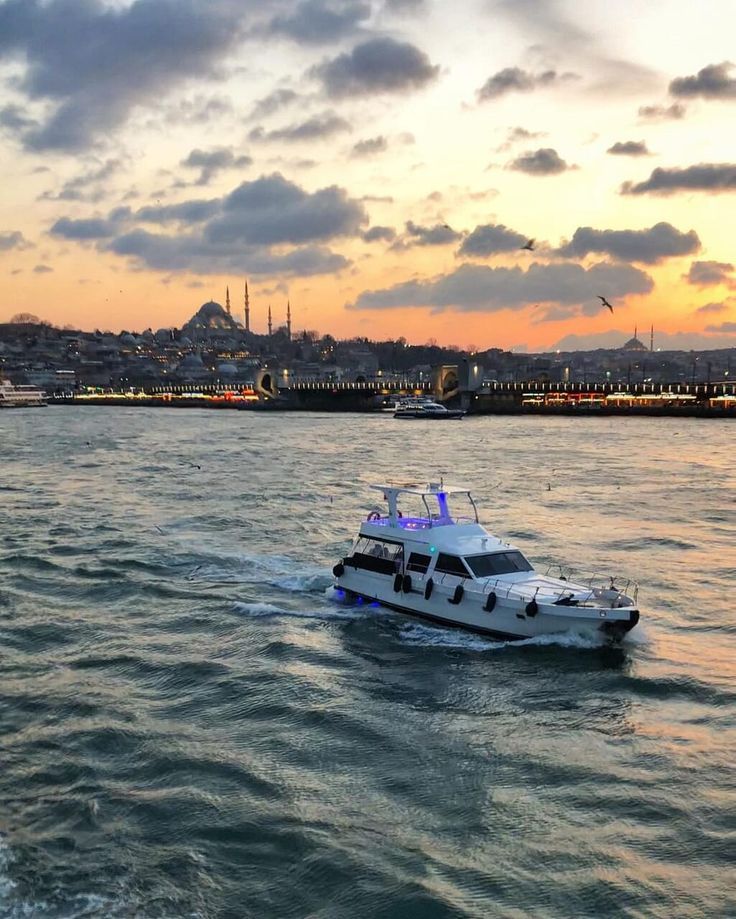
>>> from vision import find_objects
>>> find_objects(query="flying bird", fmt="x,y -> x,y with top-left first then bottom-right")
597,295 -> 614,313
521,238 -> 535,251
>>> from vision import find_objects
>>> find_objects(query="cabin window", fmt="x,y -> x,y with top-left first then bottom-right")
346,537 -> 403,576
407,552 -> 431,574
464,551 -> 533,578
434,553 -> 470,578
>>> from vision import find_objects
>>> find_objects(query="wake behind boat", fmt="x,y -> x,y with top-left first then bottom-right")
332,482 -> 640,641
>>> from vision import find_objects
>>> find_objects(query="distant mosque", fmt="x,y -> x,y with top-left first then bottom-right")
181,281 -> 292,340
620,325 -> 654,353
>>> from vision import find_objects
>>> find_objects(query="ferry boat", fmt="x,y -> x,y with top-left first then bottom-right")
394,398 -> 464,419
332,483 -> 640,641
0,379 -> 46,408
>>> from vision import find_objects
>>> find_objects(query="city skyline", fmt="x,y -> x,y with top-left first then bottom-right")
1,0 -> 735,351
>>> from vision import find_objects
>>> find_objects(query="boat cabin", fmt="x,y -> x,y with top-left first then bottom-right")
344,483 -> 534,585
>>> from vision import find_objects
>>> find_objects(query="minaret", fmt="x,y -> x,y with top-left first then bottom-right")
286,300 -> 292,340
650,324 -> 654,352
225,286 -> 231,316
268,304 -> 272,337
244,280 -> 250,333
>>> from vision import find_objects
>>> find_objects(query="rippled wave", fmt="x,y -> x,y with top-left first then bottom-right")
1,409 -> 734,918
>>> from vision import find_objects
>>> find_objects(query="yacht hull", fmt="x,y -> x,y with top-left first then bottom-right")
334,568 -> 638,642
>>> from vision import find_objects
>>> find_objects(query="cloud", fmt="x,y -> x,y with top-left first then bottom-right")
247,88 -> 300,121
685,260 -> 735,287
313,37 -> 439,98
638,103 -> 686,120
181,147 -> 252,185
669,62 -> 736,99
510,148 -> 571,175
607,140 -> 650,156
50,217 -> 120,240
351,136 -> 388,157
206,174 -> 367,245
0,0 -> 250,151
695,301 -> 730,314
33,264 -> 53,273
621,164 -> 736,195
42,158 -> 124,202
249,113 -> 351,143
106,230 -> 350,277
705,321 -> 736,333
0,104 -> 36,132
134,200 -> 221,224
384,0 -> 426,11
0,230 -> 31,251
399,220 -> 463,247
52,173 -> 366,278
477,67 -> 575,101
557,222 -> 700,264
266,0 -> 370,44
458,223 -> 527,257
362,226 -> 396,242
347,261 -> 653,312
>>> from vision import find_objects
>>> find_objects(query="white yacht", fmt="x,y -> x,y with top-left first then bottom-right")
0,379 -> 46,408
394,398 -> 464,419
332,483 -> 640,641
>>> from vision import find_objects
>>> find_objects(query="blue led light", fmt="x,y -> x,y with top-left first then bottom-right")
430,545 -> 436,553
336,588 -> 345,598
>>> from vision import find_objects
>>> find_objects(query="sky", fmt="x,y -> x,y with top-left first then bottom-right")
1,0 -> 736,352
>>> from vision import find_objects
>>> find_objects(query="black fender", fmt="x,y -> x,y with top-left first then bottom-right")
393,573 -> 403,593
402,574 -> 412,593
525,598 -> 539,617
484,591 -> 497,612
424,578 -> 434,600
333,562 -> 345,578
448,584 -> 464,605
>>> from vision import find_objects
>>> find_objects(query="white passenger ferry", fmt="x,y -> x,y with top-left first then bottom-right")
332,483 -> 640,641
0,379 -> 46,408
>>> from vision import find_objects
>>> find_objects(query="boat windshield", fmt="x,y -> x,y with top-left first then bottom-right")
464,551 -> 533,577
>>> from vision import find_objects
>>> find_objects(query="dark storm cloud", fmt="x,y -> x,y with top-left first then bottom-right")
669,62 -> 736,99
459,224 -> 527,257
249,113 -> 351,143
638,102 -> 686,120
0,230 -> 31,251
362,226 -> 396,242
247,88 -> 300,121
476,67 -> 575,101
685,260 -> 735,287
557,222 -> 700,264
351,136 -> 388,157
400,221 -> 463,247
621,164 -> 736,195
607,140 -> 650,156
266,0 -> 370,44
106,229 -> 350,277
0,0 -> 250,152
347,261 -> 653,311
181,148 -> 252,185
313,37 -> 439,98
510,148 -> 570,175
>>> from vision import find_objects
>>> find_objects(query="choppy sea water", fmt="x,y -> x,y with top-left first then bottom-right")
1,407 -> 734,918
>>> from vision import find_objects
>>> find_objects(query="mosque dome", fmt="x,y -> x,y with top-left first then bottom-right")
179,352 -> 205,370
217,362 -> 238,376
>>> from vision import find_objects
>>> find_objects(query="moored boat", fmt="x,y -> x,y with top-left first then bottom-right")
332,482 -> 640,641
393,398 -> 464,419
0,379 -> 46,408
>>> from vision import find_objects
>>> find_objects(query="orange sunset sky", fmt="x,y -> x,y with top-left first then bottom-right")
1,0 -> 735,351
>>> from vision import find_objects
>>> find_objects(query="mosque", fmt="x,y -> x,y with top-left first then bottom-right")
181,281 -> 293,341
620,325 -> 653,352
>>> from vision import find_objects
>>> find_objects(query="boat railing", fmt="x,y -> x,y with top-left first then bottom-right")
544,564 -> 639,603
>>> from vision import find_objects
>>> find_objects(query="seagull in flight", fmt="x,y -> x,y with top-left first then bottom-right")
597,295 -> 614,313
521,238 -> 535,251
